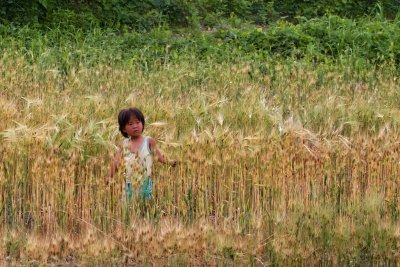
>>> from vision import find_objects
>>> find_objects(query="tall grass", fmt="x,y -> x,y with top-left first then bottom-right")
1,23 -> 400,264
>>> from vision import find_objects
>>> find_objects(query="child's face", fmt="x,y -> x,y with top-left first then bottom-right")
123,116 -> 143,138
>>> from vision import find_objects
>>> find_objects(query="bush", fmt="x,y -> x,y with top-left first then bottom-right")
1,0 -> 399,29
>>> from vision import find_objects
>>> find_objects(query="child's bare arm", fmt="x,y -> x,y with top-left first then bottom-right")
108,147 -> 122,183
148,137 -> 177,167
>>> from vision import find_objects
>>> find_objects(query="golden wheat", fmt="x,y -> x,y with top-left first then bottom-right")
1,56 -> 400,264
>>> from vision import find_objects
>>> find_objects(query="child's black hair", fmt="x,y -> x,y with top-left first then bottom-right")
118,107 -> 145,138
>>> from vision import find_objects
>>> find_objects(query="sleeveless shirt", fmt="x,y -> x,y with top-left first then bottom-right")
122,136 -> 152,185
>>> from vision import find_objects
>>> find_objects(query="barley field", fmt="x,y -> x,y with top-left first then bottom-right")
1,51 -> 400,265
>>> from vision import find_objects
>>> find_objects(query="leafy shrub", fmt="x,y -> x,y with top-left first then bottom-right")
1,0 -> 399,29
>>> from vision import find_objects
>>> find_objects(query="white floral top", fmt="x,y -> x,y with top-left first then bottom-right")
122,136 -> 152,185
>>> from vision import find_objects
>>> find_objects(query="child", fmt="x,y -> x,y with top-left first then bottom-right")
108,107 -> 176,201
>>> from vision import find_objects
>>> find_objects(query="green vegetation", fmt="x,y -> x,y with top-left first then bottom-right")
2,0 -> 400,28
2,15 -> 400,71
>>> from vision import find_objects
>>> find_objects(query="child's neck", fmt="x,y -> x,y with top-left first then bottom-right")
129,134 -> 143,141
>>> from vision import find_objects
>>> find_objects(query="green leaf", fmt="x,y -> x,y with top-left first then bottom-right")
37,0 -> 48,10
